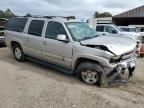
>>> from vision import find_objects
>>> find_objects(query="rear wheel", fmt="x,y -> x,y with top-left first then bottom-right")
76,62 -> 103,85
12,44 -> 25,62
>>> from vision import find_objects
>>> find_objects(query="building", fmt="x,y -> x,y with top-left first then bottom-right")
113,5 -> 144,27
88,17 -> 112,28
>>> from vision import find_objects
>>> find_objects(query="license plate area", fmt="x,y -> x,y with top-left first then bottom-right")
127,61 -> 136,68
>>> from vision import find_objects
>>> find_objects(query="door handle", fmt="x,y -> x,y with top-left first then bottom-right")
102,33 -> 106,35
26,38 -> 30,41
43,41 -> 47,45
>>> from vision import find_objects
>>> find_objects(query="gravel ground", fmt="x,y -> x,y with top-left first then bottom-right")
0,47 -> 144,108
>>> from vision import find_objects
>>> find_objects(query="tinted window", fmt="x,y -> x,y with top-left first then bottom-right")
6,18 -> 28,32
45,21 -> 67,39
28,20 -> 44,36
96,26 -> 104,32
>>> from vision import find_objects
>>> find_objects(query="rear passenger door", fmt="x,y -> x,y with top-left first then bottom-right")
23,20 -> 45,58
42,21 -> 73,69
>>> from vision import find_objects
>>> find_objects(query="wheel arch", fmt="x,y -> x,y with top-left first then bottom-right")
10,41 -> 23,50
73,57 -> 102,72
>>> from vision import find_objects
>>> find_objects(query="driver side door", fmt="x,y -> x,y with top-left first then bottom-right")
42,21 -> 73,69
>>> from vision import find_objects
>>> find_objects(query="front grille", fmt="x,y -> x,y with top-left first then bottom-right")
121,51 -> 136,60
110,50 -> 136,63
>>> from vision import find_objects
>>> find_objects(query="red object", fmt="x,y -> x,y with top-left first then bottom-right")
140,44 -> 144,57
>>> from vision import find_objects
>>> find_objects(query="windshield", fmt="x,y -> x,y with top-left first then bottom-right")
65,22 -> 97,41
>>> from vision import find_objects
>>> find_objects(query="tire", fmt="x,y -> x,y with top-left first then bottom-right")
129,67 -> 135,78
12,44 -> 25,62
76,61 -> 104,85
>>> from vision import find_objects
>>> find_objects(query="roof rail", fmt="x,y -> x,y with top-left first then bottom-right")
22,15 -> 76,20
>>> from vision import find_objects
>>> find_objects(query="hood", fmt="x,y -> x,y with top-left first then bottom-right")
80,36 -> 136,56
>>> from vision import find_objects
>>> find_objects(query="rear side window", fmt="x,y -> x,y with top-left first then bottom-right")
28,20 -> 44,37
96,26 -> 104,32
6,18 -> 28,32
45,21 -> 67,39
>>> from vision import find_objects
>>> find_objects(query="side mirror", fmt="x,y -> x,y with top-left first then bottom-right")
57,34 -> 69,42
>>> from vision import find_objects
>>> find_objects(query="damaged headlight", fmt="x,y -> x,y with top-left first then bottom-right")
110,55 -> 121,63
112,55 -> 121,60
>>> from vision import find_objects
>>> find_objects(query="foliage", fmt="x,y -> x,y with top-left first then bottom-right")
0,8 -> 15,19
24,13 -> 32,17
93,11 -> 112,18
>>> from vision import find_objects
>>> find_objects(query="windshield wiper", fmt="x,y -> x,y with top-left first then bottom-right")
79,35 -> 99,41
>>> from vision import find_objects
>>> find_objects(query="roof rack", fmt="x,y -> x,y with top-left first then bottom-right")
22,15 -> 76,20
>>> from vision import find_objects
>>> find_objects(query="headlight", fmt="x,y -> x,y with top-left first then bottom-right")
110,55 -> 121,63
111,55 -> 121,60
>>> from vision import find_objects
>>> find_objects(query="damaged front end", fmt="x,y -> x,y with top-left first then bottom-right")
101,50 -> 137,87
80,36 -> 137,87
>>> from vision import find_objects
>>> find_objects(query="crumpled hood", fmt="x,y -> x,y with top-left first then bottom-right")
80,36 -> 137,56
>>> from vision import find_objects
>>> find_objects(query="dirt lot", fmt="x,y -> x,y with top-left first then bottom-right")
0,47 -> 144,108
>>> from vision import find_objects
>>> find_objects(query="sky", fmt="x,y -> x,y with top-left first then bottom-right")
0,0 -> 144,19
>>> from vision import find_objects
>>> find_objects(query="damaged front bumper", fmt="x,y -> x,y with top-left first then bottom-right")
101,57 -> 136,87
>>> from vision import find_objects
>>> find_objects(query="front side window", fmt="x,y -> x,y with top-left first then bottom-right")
28,20 -> 44,36
45,21 -> 67,39
66,22 -> 97,41
105,26 -> 118,34
6,18 -> 28,32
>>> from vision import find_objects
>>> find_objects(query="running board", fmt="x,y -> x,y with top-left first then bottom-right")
26,56 -> 73,75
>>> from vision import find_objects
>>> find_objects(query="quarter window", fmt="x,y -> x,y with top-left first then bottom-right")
28,20 -> 44,36
45,21 -> 67,39
6,18 -> 28,32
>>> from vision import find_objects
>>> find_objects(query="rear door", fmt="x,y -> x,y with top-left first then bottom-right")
23,19 -> 45,58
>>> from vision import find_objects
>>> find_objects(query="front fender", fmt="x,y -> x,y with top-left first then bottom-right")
72,53 -> 110,70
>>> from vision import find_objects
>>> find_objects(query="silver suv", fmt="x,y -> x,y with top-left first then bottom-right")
5,17 -> 137,86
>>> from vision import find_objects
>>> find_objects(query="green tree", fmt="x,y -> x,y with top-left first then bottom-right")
93,11 -> 112,18
4,8 -> 15,19
0,8 -> 15,19
0,10 -> 4,18
25,13 -> 32,17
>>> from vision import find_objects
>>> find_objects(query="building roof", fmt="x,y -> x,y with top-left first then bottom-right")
114,5 -> 144,18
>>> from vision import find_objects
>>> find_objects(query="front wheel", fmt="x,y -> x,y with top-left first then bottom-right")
76,62 -> 104,85
12,44 -> 25,62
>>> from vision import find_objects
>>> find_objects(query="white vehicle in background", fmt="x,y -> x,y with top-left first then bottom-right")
87,17 -> 112,28
119,26 -> 144,53
128,25 -> 144,43
95,24 -> 142,54
119,26 -> 138,32
95,24 -> 142,42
